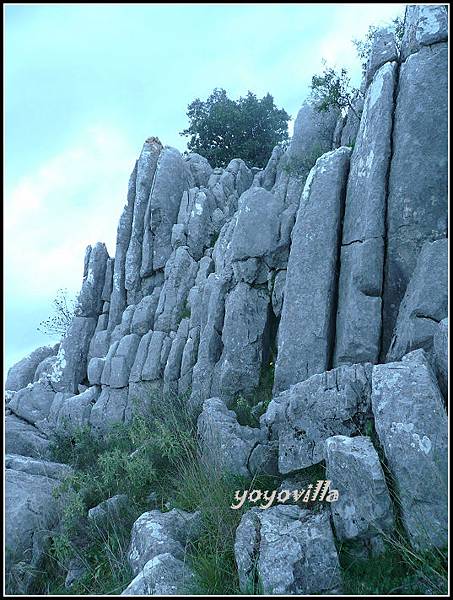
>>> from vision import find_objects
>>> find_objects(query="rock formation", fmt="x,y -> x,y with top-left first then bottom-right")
5,5 -> 448,595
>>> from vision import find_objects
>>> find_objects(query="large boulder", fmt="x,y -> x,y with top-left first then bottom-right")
5,414 -> 51,458
325,435 -> 394,552
372,349 -> 448,550
365,27 -> 398,88
273,147 -> 351,394
122,552 -> 195,595
5,344 -> 58,392
5,456 -> 69,593
127,509 -> 201,576
262,363 -> 373,474
235,505 -> 342,594
387,238 -> 447,362
8,380 -> 56,425
334,62 -> 397,366
197,398 -> 267,477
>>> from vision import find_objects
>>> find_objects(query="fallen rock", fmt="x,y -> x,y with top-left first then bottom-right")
235,505 -> 342,594
122,552 -> 195,595
6,344 -> 58,392
372,349 -> 448,550
263,363 -> 373,474
325,435 -> 394,551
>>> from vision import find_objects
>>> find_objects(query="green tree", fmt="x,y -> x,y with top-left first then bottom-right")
311,64 -> 360,119
180,88 -> 290,168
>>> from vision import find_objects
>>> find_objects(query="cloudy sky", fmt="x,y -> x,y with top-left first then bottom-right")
5,3 -> 405,370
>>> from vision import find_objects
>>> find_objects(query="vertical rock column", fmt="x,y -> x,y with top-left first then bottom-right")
334,61 -> 397,366
273,147 -> 351,394
381,5 -> 448,354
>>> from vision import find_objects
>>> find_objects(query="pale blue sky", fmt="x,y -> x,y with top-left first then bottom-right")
5,3 -> 405,370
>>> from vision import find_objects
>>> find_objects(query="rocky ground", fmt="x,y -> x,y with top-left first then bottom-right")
5,5 -> 448,596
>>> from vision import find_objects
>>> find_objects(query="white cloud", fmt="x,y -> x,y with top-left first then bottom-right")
5,125 -> 137,303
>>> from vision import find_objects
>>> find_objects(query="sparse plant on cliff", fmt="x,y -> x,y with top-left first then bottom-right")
38,287 -> 75,338
311,63 -> 360,120
180,88 -> 290,168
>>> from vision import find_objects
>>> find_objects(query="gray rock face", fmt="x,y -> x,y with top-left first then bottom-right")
340,92 -> 364,147
50,386 -> 100,433
108,162 -> 137,330
5,414 -> 51,458
401,4 -> 448,60
235,505 -> 342,594
130,292 -> 159,335
122,552 -> 195,596
273,147 -> 351,394
263,363 -> 372,474
89,387 -> 129,432
372,349 -> 448,550
433,318 -> 448,396
153,246 -> 198,333
107,333 -> 141,388
141,147 -> 191,273
5,457 -> 68,592
387,238 -> 448,362
334,62 -> 397,366
197,398 -> 266,477
127,509 -> 201,576
382,41 -> 448,353
365,27 -> 398,88
75,242 -> 110,317
6,345 -> 58,391
8,380 -> 56,425
184,152 -> 213,188
177,187 -> 218,261
51,316 -> 97,393
325,435 -> 394,545
252,145 -> 284,190
213,282 -> 270,400
125,139 -> 162,291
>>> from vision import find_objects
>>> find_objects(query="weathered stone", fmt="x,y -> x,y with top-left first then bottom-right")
433,318 -> 448,396
122,552 -> 195,595
383,42 -> 447,353
340,93 -> 364,147
51,316 -> 97,393
5,459 -> 67,592
270,269 -> 286,318
88,329 -> 111,362
87,357 -> 105,385
141,147 -> 191,273
5,453 -> 72,480
8,380 -> 56,425
6,345 -> 58,391
372,349 -> 447,550
5,414 -> 51,459
52,386 -> 100,433
125,139 -> 162,291
184,152 -> 213,188
75,242 -> 109,317
252,145 -> 284,190
213,282 -> 270,400
273,147 -> 351,394
88,494 -> 129,527
177,187 -> 218,260
108,162 -> 137,330
325,435 -> 394,546
401,4 -> 448,60
163,318 -> 189,390
263,363 -> 373,474
153,246 -> 198,333
334,62 -> 397,366
109,333 -> 141,388
130,295 -> 155,335
365,27 -> 398,88
235,505 -> 342,594
198,398 -> 266,477
141,331 -> 167,381
387,238 -> 447,362
101,257 -> 114,302
128,509 -> 201,576
65,556 -> 87,589
100,341 -> 119,385
89,387 -> 129,432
